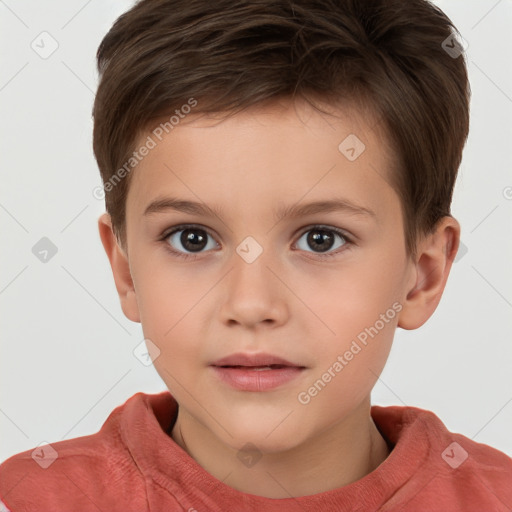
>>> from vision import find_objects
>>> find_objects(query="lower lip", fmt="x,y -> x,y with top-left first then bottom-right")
211,366 -> 305,391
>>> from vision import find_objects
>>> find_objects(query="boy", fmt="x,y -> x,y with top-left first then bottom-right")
1,0 -> 511,510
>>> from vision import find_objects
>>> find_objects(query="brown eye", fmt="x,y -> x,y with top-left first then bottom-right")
164,225 -> 219,256
295,226 -> 349,256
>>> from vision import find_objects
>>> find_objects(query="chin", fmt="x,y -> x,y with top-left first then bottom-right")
220,421 -> 308,455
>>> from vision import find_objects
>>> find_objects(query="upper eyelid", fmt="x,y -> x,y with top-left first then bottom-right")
162,223 -> 218,241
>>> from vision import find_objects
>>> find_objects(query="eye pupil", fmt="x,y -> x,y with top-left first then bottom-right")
307,229 -> 334,252
182,229 -> 207,252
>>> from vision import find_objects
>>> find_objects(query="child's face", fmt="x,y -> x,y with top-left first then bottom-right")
121,98 -> 416,452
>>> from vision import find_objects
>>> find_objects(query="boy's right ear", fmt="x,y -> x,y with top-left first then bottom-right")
97,213 -> 141,323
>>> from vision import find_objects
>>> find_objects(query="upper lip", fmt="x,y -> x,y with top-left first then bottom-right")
211,352 -> 305,368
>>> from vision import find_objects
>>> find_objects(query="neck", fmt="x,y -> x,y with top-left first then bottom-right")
170,399 -> 390,498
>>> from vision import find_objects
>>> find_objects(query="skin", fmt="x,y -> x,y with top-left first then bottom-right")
98,97 -> 460,498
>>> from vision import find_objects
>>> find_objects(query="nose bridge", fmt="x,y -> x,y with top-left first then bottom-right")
228,208 -> 276,274
220,234 -> 288,326
230,234 -> 277,296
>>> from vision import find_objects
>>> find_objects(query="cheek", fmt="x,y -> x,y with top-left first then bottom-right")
133,295 -> 204,387
288,254 -> 401,379
293,256 -> 402,335
298,321 -> 394,417
134,256 -> 208,334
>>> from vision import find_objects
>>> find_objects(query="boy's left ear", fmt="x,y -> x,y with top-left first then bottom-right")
397,216 -> 460,330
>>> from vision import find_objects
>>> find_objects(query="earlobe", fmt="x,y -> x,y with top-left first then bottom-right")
397,216 -> 460,330
97,213 -> 141,323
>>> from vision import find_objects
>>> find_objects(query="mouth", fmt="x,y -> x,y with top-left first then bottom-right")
217,364 -> 293,371
210,353 -> 306,391
210,352 -> 305,369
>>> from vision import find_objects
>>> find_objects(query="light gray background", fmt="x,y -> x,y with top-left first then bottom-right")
1,0 -> 511,464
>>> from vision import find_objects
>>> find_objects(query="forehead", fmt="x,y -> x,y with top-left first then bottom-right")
126,98 -> 397,221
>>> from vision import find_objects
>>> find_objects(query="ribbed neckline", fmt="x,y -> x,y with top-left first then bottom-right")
120,391 -> 436,511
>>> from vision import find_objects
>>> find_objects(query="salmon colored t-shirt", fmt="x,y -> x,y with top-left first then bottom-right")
1,391 -> 511,511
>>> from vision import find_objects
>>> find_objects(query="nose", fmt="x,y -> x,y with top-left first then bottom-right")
218,247 -> 289,329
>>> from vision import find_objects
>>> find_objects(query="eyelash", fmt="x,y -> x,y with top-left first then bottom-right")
159,223 -> 354,261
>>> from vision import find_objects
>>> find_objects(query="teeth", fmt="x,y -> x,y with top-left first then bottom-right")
252,366 -> 273,371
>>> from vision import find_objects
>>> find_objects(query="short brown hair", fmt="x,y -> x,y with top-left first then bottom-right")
92,0 -> 470,258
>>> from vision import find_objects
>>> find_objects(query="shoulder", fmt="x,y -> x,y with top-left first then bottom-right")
373,405 -> 512,510
422,430 -> 512,511
0,396 -> 151,511
0,432 -> 146,512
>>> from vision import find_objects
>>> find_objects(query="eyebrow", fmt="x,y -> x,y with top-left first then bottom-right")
143,196 -> 376,220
